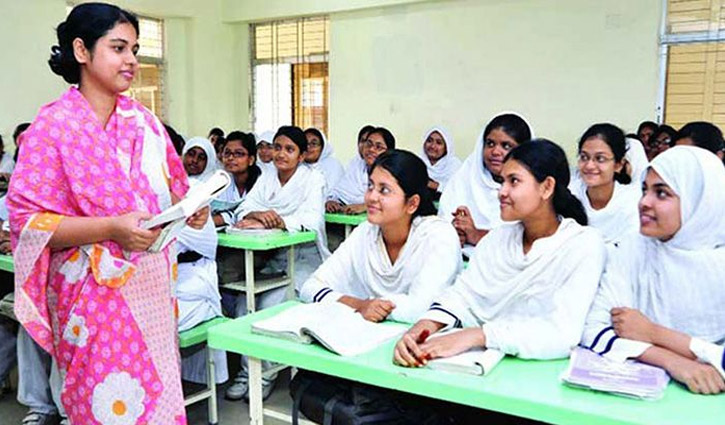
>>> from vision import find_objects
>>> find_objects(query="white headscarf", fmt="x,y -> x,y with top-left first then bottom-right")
255,130 -> 277,174
304,129 -> 344,198
625,136 -> 649,182
438,113 -> 533,230
182,137 -> 218,183
585,146 -> 725,356
419,126 -> 462,193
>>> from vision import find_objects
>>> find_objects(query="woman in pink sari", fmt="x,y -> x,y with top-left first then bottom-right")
8,4 -> 202,424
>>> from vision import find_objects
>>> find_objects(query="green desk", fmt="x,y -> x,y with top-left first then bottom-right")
216,231 -> 316,313
324,213 -> 367,238
0,254 -> 14,273
209,301 -> 725,425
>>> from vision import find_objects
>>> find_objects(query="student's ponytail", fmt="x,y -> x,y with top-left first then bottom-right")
505,139 -> 588,226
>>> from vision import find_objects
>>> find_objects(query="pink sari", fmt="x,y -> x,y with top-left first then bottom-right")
8,87 -> 189,425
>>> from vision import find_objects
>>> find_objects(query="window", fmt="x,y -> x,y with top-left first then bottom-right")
661,0 -> 725,129
126,16 -> 165,119
251,17 -> 330,135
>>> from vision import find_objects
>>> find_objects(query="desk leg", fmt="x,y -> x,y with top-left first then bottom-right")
286,245 -> 295,300
245,250 -> 256,313
248,356 -> 263,425
344,224 -> 351,238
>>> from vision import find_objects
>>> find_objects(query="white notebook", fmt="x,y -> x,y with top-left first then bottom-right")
426,329 -> 505,376
252,302 -> 407,357
142,170 -> 231,252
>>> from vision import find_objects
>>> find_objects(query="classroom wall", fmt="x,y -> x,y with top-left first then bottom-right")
327,0 -> 662,161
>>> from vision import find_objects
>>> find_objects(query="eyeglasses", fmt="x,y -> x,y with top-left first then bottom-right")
222,150 -> 248,159
308,140 -> 322,148
364,139 -> 387,152
577,152 -> 614,165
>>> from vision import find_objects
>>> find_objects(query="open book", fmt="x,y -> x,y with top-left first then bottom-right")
252,302 -> 407,357
425,329 -> 505,376
560,347 -> 670,400
142,170 -> 231,252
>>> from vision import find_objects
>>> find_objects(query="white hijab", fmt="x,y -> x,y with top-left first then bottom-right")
625,136 -> 649,182
256,130 -> 277,174
182,137 -> 218,183
304,129 -> 344,198
438,114 -> 532,230
178,137 -> 218,259
608,146 -> 725,343
419,126 -> 462,192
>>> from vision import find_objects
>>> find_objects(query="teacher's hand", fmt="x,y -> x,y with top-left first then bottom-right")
111,211 -> 161,252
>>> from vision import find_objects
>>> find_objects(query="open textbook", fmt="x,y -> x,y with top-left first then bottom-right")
251,302 -> 407,357
560,347 -> 670,400
425,329 -> 505,376
142,170 -> 231,252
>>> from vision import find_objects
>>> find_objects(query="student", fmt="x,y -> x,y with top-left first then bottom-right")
255,130 -> 276,174
300,149 -> 462,324
672,121 -> 725,160
637,121 -> 658,147
582,146 -> 725,395
208,126 -> 224,147
225,125 -> 330,401
647,124 -> 676,160
394,140 -> 605,365
8,4 -> 199,423
304,127 -> 344,198
212,131 -> 262,227
177,136 -> 229,385
326,127 -> 395,214
569,124 -> 641,246
438,113 -> 532,257
0,135 -> 13,175
419,126 -> 462,201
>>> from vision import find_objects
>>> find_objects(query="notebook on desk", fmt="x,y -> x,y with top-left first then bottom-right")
425,329 -> 505,376
251,302 -> 407,357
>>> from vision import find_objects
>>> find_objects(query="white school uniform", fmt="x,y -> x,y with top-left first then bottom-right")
177,137 -> 229,384
304,130 -> 344,198
419,127 -> 462,193
214,177 -> 248,227
300,216 -> 462,323
438,128 -> 503,257
0,154 -> 15,174
569,180 -> 640,246
256,130 -> 277,175
328,155 -> 368,205
423,218 -> 606,359
582,146 -> 725,377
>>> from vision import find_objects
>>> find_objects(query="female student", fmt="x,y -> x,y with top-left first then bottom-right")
569,124 -> 641,246
394,140 -> 605,365
8,4 -> 200,423
300,149 -> 462,324
177,137 -> 228,385
582,146 -> 725,395
438,113 -> 532,256
672,121 -> 725,160
419,126 -> 462,201
326,127 -> 396,214
226,125 -> 330,401
255,130 -> 276,174
303,127 -> 344,198
647,124 -> 676,161
212,131 -> 262,227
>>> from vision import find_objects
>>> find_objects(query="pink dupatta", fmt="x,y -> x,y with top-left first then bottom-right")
8,87 -> 189,424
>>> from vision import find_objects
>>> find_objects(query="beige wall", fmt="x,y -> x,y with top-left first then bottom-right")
328,0 -> 662,162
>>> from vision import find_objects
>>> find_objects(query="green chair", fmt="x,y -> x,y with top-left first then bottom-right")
178,316 -> 229,425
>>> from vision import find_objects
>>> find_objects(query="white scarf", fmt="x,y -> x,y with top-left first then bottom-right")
304,130 -> 344,198
426,219 -> 605,359
419,126 -> 462,193
569,180 -> 640,245
236,165 -> 331,259
584,146 -> 725,361
300,216 -> 462,323
328,155 -> 368,204
438,127 -> 502,230
255,130 -> 277,174
177,137 -> 219,259
182,137 -> 218,182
